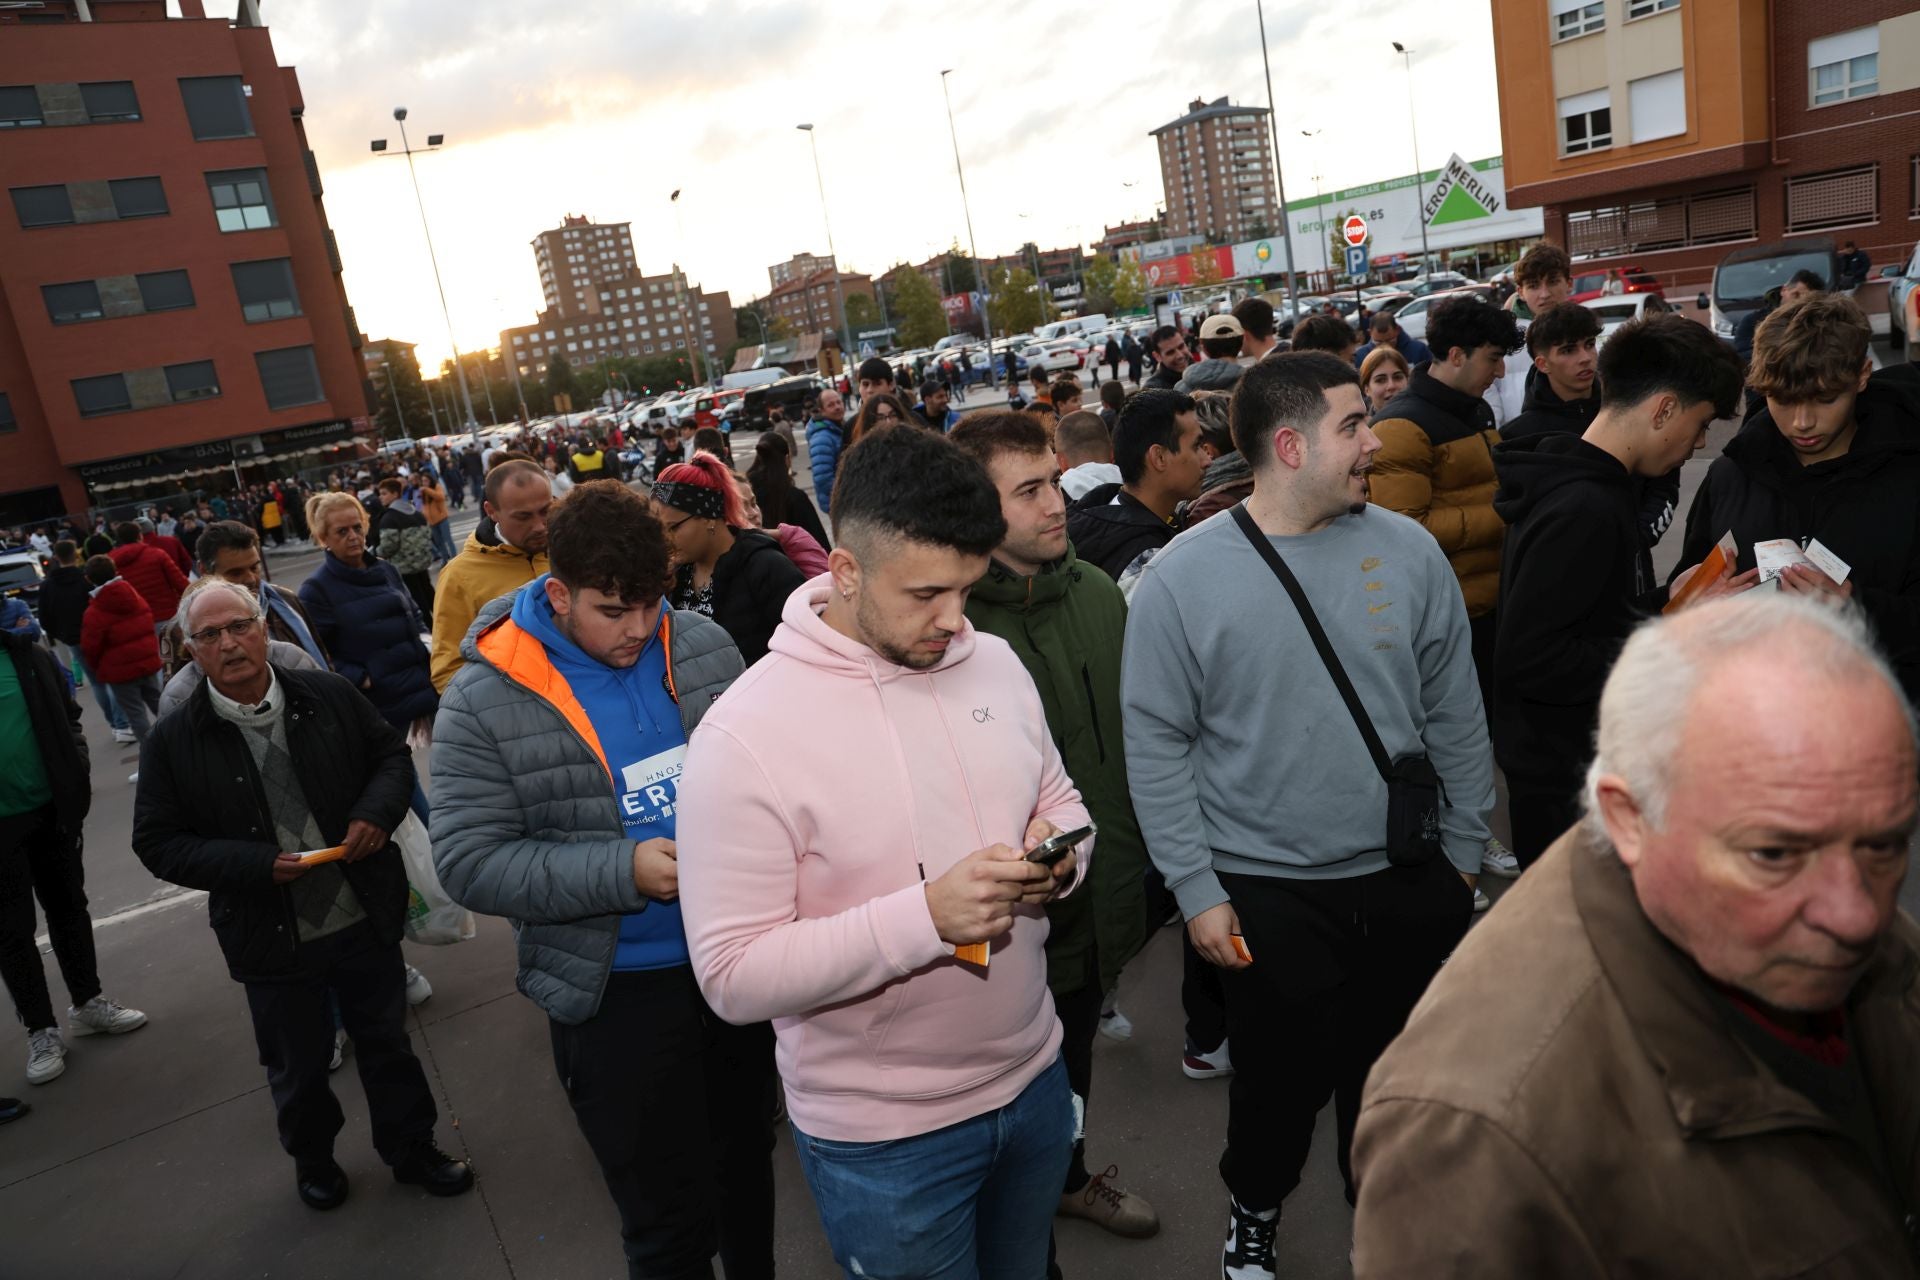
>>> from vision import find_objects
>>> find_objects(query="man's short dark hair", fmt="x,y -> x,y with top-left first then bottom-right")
832,424 -> 1006,555
546,480 -> 672,604
1200,332 -> 1244,360
1290,313 -> 1353,354
1099,379 -> 1126,411
84,554 -> 117,587
1031,365 -> 1052,387
485,458 -> 547,506
1149,325 -> 1183,355
919,379 -> 944,399
112,521 -> 141,546
1112,388 -> 1196,486
1369,312 -> 1398,337
1597,313 -> 1744,419
857,356 -> 894,384
1787,268 -> 1826,291
1230,352 -> 1362,471
1526,302 -> 1602,357
1049,378 -> 1081,405
1427,297 -> 1524,363
948,411 -> 1052,471
1514,243 -> 1571,287
195,519 -> 261,571
377,477 -> 403,496
1232,297 -> 1276,341
52,538 -> 77,564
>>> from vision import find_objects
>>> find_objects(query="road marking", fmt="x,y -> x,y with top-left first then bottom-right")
35,885 -> 206,949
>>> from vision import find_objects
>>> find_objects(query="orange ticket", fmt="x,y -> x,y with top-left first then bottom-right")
954,942 -> 990,967
294,845 -> 346,865
1664,531 -> 1737,615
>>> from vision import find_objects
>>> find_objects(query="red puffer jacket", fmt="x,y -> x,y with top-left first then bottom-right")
109,542 -> 188,623
81,579 -> 162,684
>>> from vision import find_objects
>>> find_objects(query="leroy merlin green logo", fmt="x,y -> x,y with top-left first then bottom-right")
1423,153 -> 1501,228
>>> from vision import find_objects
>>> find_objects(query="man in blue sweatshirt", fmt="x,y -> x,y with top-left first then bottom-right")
431,480 -> 770,1280
1121,353 -> 1492,1280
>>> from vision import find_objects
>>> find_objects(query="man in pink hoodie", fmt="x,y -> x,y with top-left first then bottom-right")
678,425 -> 1091,1279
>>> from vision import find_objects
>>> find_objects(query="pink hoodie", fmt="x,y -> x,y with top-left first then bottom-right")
677,577 -> 1091,1143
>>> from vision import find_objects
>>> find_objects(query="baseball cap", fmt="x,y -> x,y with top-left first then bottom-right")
1199,314 -> 1245,341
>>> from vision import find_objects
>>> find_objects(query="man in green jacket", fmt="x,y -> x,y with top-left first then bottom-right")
950,412 -> 1158,1253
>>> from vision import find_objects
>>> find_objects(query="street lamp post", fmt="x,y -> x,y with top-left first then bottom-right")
1392,42 -> 1433,272
380,359 -> 410,441
472,354 -> 499,423
793,127 -> 853,378
1256,0 -> 1302,308
667,190 -> 709,387
939,70 -> 995,386
371,108 -> 479,441
1302,129 -> 1329,288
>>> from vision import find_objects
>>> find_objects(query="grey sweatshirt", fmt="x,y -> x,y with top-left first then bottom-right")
1120,504 -> 1494,920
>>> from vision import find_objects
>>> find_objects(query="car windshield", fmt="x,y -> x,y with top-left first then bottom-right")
0,562 -> 41,591
1718,251 -> 1830,309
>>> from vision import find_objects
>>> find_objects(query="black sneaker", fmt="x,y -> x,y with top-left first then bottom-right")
296,1158 -> 349,1211
392,1140 -> 474,1197
1221,1195 -> 1278,1280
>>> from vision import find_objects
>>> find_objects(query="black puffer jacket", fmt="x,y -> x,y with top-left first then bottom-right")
34,562 -> 91,647
1674,365 -> 1920,699
131,666 -> 416,984
3,629 -> 90,838
671,527 -> 808,665
1065,482 -> 1177,582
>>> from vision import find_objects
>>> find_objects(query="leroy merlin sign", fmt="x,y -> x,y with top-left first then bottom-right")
1423,153 -> 1502,227
1284,155 -> 1542,260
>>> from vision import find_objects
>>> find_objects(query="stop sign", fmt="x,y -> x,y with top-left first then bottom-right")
1343,215 -> 1370,248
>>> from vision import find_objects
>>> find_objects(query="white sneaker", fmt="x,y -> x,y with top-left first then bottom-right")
1221,1195 -> 1278,1280
26,1028 -> 66,1084
1473,886 -> 1492,914
127,772 -> 139,784
1183,1039 -> 1234,1081
1098,992 -> 1133,1042
68,995 -> 147,1037
328,1029 -> 347,1072
403,964 -> 433,1007
111,728 -> 137,744
1481,837 -> 1521,879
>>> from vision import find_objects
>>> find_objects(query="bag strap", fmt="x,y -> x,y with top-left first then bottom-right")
1228,502 -> 1394,784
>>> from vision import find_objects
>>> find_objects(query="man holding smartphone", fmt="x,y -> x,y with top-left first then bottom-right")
678,425 -> 1091,1279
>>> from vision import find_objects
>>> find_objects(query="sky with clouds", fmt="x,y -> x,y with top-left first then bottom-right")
212,0 -> 1505,365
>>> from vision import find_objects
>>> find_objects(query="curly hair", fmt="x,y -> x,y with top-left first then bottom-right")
546,480 -> 674,604
1749,292 -> 1871,403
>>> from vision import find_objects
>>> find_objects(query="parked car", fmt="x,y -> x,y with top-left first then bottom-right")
1019,338 -> 1088,375
1399,271 -> 1477,298
1390,285 -> 1497,343
1883,241 -> 1920,349
1581,292 -> 1671,347
1566,265 -> 1665,305
1699,237 -> 1840,341
739,374 -> 824,432
0,548 -> 43,608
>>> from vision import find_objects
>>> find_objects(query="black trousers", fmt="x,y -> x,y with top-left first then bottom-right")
400,571 -> 436,624
0,805 -> 100,1032
1183,930 -> 1228,1054
550,966 -> 776,1280
1507,774 -> 1584,869
1216,861 -> 1471,1213
243,924 -> 438,1166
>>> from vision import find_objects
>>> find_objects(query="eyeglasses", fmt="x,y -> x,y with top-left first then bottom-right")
661,514 -> 696,535
187,617 -> 262,646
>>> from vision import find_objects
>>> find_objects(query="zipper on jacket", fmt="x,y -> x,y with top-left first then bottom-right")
1080,665 -> 1108,763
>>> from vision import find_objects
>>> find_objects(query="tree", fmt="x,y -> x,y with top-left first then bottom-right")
844,292 -> 882,334
632,353 -> 696,395
988,265 -> 1052,337
943,241 -> 979,294
1112,259 -> 1148,313
545,354 -> 578,403
1189,245 -> 1224,289
1081,256 -> 1119,315
371,347 -> 431,441
891,267 -> 950,348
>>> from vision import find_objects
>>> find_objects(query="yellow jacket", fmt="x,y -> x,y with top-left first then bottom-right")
1369,372 -> 1505,618
429,528 -> 550,692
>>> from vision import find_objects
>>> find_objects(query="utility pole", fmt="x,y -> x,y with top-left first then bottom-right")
1256,0 -> 1302,306
940,70 -> 995,386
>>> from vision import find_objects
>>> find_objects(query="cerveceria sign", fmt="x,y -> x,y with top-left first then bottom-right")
76,418 -> 361,485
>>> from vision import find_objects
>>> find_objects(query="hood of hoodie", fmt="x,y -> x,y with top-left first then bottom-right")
464,521 -> 542,563
1200,449 -> 1252,494
1176,357 -> 1246,393
1520,374 -> 1599,423
1723,364 -> 1920,492
1493,432 -> 1634,525
765,575 -> 979,682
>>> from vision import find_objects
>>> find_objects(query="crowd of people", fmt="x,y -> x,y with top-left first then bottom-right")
3,236 -> 1919,1280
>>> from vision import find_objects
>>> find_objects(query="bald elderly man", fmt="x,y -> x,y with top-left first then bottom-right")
1351,592 -> 1920,1275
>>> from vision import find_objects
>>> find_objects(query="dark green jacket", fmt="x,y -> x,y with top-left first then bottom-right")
965,548 -> 1148,997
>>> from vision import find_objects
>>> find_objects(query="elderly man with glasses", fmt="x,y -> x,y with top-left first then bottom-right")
132,577 -> 472,1212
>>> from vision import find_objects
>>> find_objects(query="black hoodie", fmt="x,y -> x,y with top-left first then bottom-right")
1491,434 -> 1666,784
1503,376 -> 1681,566
1064,482 -> 1177,582
668,526 -> 808,666
1674,365 -> 1920,699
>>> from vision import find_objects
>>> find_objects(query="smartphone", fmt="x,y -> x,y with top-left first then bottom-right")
1026,824 -> 1095,868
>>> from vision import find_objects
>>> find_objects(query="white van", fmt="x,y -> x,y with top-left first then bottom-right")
721,367 -> 786,392
1031,313 -> 1109,344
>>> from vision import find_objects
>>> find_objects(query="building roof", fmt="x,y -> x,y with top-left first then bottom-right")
1150,95 -> 1269,136
768,266 -> 866,299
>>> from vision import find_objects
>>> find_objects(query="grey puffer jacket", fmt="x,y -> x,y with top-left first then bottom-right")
430,590 -> 744,1024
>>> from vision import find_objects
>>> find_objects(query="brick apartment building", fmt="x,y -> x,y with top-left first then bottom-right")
1492,0 -> 1920,290
0,0 -> 372,525
769,250 -> 835,290
535,214 -> 637,318
983,245 -> 1085,285
1150,96 -> 1279,243
1094,217 -> 1162,258
502,266 -> 735,383
764,262 -> 874,335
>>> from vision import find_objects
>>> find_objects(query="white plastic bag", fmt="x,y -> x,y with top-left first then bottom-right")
395,809 -> 475,945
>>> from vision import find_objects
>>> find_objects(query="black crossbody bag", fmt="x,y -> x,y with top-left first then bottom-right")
1230,504 -> 1446,868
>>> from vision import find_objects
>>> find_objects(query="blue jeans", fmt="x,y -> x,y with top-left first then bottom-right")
429,520 -> 456,562
792,1055 -> 1072,1280
60,642 -> 126,731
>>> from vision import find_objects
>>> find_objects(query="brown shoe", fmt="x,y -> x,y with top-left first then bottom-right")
1056,1164 -> 1160,1238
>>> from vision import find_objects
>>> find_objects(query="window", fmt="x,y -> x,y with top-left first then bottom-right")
1559,89 -> 1612,155
1809,28 -> 1878,105
109,176 -> 167,218
0,85 -> 43,128
1629,70 -> 1686,144
137,269 -> 195,313
12,184 -> 73,227
1626,0 -> 1677,16
80,81 -> 140,123
165,360 -> 220,402
179,76 -> 253,139
1786,164 -> 1878,234
1568,186 -> 1756,258
207,168 -> 275,231
72,373 -> 131,417
254,345 -> 322,408
43,280 -> 103,323
230,258 -> 301,321
0,392 -> 13,435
